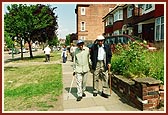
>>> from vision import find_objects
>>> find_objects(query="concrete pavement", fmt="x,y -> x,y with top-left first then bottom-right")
62,56 -> 140,112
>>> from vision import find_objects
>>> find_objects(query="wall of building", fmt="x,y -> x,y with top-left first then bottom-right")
76,4 -> 116,43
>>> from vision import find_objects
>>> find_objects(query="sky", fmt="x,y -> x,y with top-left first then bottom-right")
3,2 -> 77,39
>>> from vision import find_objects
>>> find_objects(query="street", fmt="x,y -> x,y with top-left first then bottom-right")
4,49 -> 44,63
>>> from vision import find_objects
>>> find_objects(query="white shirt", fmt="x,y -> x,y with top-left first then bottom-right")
97,44 -> 105,61
44,46 -> 51,55
70,46 -> 77,53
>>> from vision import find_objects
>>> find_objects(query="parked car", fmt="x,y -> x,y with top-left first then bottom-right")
104,34 -> 156,52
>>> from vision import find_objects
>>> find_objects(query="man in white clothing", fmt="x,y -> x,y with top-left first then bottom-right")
44,45 -> 51,62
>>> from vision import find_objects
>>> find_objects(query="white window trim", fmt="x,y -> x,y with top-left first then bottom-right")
142,4 -> 155,14
108,16 -> 113,25
81,21 -> 86,31
81,7 -> 85,15
155,16 -> 164,41
127,6 -> 133,18
114,9 -> 123,22
138,24 -> 142,33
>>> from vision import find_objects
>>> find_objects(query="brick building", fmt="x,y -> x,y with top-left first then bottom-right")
75,4 -> 116,44
103,4 -> 164,43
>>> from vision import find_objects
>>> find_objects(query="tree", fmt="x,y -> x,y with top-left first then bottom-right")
4,4 -> 58,59
65,34 -> 70,46
4,31 -> 13,48
48,35 -> 59,46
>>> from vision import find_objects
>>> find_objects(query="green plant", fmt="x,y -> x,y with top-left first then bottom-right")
111,41 -> 164,84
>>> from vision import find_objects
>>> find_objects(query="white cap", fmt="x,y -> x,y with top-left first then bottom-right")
96,35 -> 105,40
77,39 -> 84,45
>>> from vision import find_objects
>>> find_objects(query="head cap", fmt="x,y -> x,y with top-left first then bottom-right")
77,39 -> 84,45
96,35 -> 105,40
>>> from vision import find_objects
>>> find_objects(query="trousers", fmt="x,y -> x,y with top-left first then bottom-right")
76,72 -> 88,97
93,60 -> 109,94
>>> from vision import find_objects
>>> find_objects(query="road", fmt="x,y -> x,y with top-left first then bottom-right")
4,49 -> 44,63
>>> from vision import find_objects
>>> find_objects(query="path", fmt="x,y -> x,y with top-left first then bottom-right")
62,56 -> 139,112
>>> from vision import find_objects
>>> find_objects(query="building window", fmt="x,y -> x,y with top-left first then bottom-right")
145,4 -> 152,10
106,16 -> 113,26
114,9 -> 123,22
155,16 -> 164,41
138,24 -> 142,33
142,4 -> 155,14
108,16 -> 113,25
81,7 -> 85,15
81,21 -> 85,31
127,6 -> 133,18
80,36 -> 85,40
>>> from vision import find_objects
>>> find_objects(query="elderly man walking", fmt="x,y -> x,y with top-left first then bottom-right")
90,35 -> 112,98
73,39 -> 91,101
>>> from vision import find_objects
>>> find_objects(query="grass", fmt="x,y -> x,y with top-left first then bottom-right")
4,51 -> 63,111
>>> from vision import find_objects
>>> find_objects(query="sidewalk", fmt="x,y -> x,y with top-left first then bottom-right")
62,57 -> 140,112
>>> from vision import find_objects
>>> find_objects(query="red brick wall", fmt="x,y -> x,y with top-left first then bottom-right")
111,75 -> 164,111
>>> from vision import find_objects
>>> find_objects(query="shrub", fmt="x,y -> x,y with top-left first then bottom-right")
111,41 -> 164,84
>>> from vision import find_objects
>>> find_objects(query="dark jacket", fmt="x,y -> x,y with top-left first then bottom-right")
90,43 -> 112,71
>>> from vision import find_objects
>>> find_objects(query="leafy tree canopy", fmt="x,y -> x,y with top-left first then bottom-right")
4,4 -> 58,43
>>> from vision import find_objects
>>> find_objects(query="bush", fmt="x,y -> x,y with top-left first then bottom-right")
111,41 -> 164,84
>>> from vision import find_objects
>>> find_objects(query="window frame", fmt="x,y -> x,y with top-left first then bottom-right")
114,9 -> 123,22
127,6 -> 133,18
81,21 -> 86,31
81,7 -> 85,15
155,16 -> 164,41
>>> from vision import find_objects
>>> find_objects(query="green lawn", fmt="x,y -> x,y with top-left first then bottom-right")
4,51 -> 63,111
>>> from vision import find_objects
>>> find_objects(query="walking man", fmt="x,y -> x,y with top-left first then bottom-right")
73,39 -> 91,101
44,45 -> 51,62
90,35 -> 112,98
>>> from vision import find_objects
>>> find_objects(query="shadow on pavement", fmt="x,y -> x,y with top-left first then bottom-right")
65,86 -> 94,98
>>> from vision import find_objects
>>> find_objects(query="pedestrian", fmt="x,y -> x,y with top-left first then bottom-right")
70,43 -> 76,62
61,45 -> 67,63
90,35 -> 112,98
73,39 -> 91,101
44,45 -> 51,62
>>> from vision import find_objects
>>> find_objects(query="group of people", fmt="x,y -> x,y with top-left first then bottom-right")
73,35 -> 112,101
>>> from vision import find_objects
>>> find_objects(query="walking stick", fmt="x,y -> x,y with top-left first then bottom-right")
67,75 -> 75,100
108,65 -> 112,95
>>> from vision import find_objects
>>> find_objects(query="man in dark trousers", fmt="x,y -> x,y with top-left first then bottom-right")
90,35 -> 112,98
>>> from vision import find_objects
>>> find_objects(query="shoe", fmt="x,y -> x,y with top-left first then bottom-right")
76,97 -> 82,101
82,93 -> 86,97
93,93 -> 97,97
101,92 -> 109,98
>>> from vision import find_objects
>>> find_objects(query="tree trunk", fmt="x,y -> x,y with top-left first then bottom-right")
20,39 -> 23,60
28,40 -> 33,58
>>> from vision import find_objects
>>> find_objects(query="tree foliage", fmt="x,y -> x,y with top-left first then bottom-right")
65,34 -> 70,46
4,4 -> 58,58
4,31 -> 13,48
